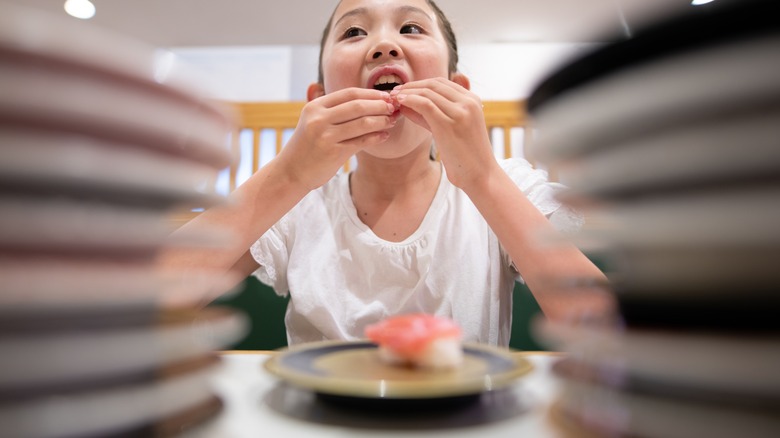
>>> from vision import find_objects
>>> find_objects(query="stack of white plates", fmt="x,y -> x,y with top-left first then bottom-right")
0,4 -> 247,437
528,0 -> 780,437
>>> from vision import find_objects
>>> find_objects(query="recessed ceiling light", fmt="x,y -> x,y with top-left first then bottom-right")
64,0 -> 96,20
691,0 -> 716,5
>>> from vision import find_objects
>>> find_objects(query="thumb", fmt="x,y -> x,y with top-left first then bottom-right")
399,107 -> 430,131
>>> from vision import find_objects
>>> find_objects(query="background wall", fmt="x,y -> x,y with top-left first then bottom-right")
172,42 -> 598,102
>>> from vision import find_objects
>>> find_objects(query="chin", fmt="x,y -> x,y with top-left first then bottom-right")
361,140 -> 414,160
368,122 -> 431,159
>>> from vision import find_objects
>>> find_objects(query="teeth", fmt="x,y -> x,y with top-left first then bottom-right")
374,74 -> 402,86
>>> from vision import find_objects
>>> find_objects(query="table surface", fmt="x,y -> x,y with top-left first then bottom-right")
186,350 -> 584,438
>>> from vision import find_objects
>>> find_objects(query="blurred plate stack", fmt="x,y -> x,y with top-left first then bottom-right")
0,4 -> 248,437
527,0 -> 780,437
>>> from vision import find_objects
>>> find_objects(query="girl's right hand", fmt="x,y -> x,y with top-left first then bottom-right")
277,88 -> 397,191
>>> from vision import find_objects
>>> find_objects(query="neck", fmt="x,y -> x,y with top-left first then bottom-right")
351,147 -> 439,199
348,145 -> 442,242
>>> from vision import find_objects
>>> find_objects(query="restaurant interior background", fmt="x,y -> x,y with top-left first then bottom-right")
6,0 -> 700,191
4,0 -> 779,436
10,0 -> 695,102
3,0 -> 706,351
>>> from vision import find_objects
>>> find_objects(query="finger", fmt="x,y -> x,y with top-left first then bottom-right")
339,130 -> 392,150
397,106 -> 430,131
394,91 -> 453,128
316,87 -> 391,109
329,98 -> 396,126
396,77 -> 472,103
395,78 -> 482,118
396,86 -> 483,129
330,113 -> 398,146
315,88 -> 395,123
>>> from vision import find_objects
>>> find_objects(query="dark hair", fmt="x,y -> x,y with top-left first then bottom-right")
317,0 -> 459,83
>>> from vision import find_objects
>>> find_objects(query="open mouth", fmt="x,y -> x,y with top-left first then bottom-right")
372,74 -> 403,91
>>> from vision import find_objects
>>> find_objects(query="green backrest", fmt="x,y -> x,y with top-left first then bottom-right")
210,277 -> 545,351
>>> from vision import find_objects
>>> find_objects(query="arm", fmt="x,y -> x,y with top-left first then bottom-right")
461,164 -> 614,322
394,78 -> 615,323
158,88 -> 399,303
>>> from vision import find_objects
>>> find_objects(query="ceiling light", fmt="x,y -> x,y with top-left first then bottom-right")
64,0 -> 96,20
691,0 -> 716,5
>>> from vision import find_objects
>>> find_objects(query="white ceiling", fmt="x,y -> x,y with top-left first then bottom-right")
6,0 -> 695,47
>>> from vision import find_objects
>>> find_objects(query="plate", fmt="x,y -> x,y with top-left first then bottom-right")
553,379 -> 780,438
264,340 -> 533,399
0,53 -> 234,169
0,258 -> 242,311
529,34 -> 780,163
589,245 -> 780,297
572,186 -> 780,249
0,307 -> 248,391
0,2 -> 208,97
0,2 -> 235,147
563,187 -> 780,295
0,195 -> 174,252
0,359 -> 220,438
533,318 -> 780,398
0,194 -> 230,252
0,126 -> 223,207
551,357 -> 780,409
527,0 -> 779,113
552,109 -> 780,198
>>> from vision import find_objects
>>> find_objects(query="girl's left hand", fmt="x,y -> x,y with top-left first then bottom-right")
392,77 -> 496,190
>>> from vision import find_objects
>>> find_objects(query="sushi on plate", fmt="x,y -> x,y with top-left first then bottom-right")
365,314 -> 463,369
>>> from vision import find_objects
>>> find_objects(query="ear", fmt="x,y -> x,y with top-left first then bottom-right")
450,73 -> 471,91
307,83 -> 325,102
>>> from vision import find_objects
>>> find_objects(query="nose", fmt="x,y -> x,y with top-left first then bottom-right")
372,49 -> 398,59
368,36 -> 403,63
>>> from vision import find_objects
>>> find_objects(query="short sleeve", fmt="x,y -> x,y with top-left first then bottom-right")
499,158 -> 583,233
250,219 -> 291,297
498,158 -> 585,280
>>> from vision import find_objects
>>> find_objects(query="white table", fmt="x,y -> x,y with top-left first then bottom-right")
187,351 -> 579,438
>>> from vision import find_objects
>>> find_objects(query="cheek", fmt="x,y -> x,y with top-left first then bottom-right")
322,52 -> 362,93
409,46 -> 451,78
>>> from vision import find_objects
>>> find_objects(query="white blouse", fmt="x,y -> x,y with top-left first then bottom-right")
250,158 -> 581,346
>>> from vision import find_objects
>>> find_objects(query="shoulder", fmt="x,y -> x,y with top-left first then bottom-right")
273,172 -> 346,231
498,157 -> 568,216
295,172 -> 345,210
498,158 -> 557,189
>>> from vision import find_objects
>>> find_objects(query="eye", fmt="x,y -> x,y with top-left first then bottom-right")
400,24 -> 423,35
342,27 -> 366,39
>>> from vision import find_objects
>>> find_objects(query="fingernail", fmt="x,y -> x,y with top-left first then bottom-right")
386,102 -> 395,113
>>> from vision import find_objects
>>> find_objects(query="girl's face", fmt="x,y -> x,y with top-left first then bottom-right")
321,0 -> 450,96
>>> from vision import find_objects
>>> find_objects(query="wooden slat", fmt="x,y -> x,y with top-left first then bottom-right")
503,126 -> 512,159
229,128 -> 240,192
251,129 -> 259,173
275,128 -> 283,155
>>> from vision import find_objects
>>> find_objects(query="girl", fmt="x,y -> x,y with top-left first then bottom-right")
165,0 -> 613,346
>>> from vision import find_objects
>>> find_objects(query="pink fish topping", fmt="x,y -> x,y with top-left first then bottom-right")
365,314 -> 462,358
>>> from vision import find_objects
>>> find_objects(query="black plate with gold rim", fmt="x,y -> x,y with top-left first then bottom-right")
264,340 -> 533,400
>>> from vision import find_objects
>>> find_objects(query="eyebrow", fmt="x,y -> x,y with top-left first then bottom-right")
333,5 -> 433,29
